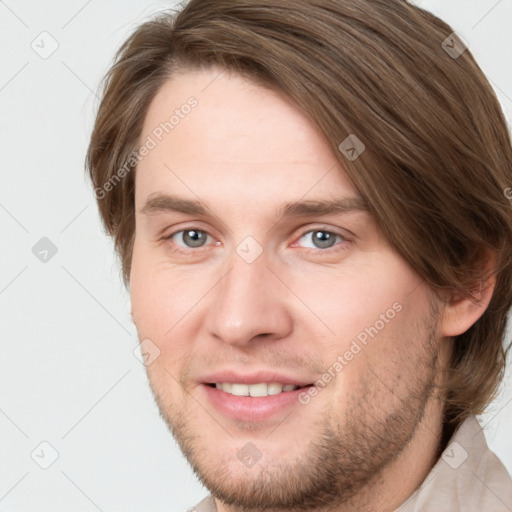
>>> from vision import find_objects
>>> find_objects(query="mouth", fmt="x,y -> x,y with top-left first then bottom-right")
205,382 -> 313,397
202,382 -> 315,422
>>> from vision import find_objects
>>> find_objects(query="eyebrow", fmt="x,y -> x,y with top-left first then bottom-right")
139,193 -> 369,219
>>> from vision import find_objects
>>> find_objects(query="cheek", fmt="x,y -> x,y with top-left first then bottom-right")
289,253 -> 430,401
130,267 -> 168,338
290,252 -> 421,344
131,271 -> 193,386
130,243 -> 182,343
130,244 -> 211,364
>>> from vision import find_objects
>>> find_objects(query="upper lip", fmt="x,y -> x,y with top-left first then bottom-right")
201,370 -> 313,387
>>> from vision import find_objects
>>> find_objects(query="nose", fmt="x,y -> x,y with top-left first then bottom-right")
203,250 -> 294,347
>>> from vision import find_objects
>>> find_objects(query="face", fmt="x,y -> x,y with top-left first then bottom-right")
130,66 -> 447,511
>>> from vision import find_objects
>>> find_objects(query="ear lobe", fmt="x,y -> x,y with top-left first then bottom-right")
440,250 -> 496,337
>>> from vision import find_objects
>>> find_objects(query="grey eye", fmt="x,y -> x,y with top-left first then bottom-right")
178,229 -> 209,248
298,230 -> 342,249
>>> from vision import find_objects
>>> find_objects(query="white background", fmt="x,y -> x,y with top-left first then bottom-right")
0,1 -> 511,511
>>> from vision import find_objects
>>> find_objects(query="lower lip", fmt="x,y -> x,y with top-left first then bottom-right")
202,384 -> 311,422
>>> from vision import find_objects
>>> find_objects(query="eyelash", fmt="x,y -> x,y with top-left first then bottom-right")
162,226 -> 350,256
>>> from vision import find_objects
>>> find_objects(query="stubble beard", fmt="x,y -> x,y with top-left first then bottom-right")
146,301 -> 442,512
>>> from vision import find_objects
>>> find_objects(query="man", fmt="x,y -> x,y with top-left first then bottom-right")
86,0 -> 512,510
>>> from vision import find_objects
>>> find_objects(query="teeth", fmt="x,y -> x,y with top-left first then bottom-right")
268,383 -> 284,395
214,382 -> 300,396
232,383 -> 250,396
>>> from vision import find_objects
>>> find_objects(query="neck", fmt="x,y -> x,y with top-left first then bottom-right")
360,396 -> 446,512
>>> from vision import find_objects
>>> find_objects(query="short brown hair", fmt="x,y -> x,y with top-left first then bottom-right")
86,0 -> 512,430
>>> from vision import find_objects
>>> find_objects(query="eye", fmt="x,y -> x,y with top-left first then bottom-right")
166,229 -> 212,249
163,226 -> 348,255
295,229 -> 345,250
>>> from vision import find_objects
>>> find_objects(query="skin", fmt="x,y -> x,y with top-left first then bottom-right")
129,66 -> 495,512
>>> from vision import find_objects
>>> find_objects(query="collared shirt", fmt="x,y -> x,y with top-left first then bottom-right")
189,415 -> 512,511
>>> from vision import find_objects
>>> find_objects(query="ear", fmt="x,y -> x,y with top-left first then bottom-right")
440,250 -> 496,337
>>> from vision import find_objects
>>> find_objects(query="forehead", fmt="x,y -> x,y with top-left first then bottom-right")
136,67 -> 358,205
